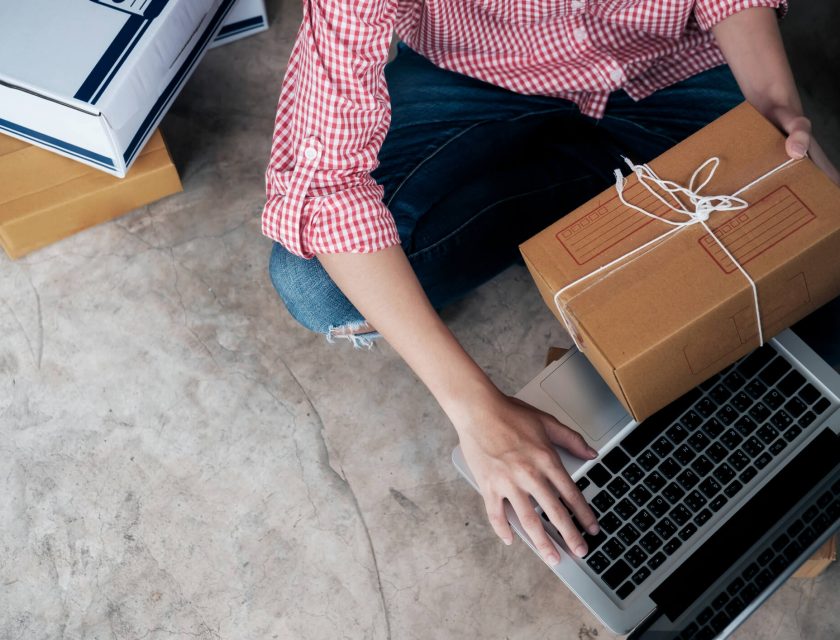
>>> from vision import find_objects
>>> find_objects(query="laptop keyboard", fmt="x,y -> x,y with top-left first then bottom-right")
540,344 -> 834,601
676,475 -> 840,640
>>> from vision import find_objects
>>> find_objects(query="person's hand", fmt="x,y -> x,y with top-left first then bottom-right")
763,105 -> 840,186
454,388 -> 600,566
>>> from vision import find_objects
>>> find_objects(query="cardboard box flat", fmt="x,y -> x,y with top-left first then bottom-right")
792,534 -> 836,579
0,130 -> 182,260
521,103 -> 840,421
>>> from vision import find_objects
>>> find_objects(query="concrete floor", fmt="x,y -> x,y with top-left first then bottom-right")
2,2 -> 839,639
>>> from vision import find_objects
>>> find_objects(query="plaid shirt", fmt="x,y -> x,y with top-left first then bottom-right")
263,0 -> 786,258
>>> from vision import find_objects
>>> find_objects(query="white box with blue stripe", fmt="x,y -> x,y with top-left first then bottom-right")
212,0 -> 268,48
0,0 -> 238,177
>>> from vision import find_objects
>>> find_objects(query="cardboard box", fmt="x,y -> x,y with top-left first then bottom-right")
211,0 -> 268,48
0,130 -> 182,260
521,103 -> 840,421
792,534 -> 837,579
0,0 -> 236,178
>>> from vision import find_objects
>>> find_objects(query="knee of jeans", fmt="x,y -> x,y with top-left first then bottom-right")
268,243 -> 362,336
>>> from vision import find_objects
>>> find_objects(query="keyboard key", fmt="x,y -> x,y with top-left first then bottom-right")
682,410 -> 703,430
686,490 -> 707,511
763,389 -> 784,410
693,508 -> 712,527
784,397 -> 807,418
769,438 -> 786,456
670,504 -> 692,526
638,450 -> 658,471
648,551 -> 667,570
698,607 -> 714,624
655,518 -> 677,540
817,491 -> 833,509
582,528 -> 608,554
676,469 -> 700,491
702,418 -> 725,439
663,482 -> 686,504
721,429 -> 743,449
603,447 -> 631,474
629,486 -> 653,507
615,499 -> 637,519
652,437 -> 675,458
710,494 -> 728,512
616,581 -> 635,600
632,509 -> 656,532
666,423 -> 689,444
707,442 -> 728,464
743,436 -> 764,457
623,388 -> 703,456
663,537 -> 682,555
699,477 -> 722,498
754,452 -> 772,470
688,431 -> 711,453
723,371 -> 746,391
758,548 -> 774,566
617,524 -> 641,546
602,559 -> 632,589
712,592 -> 729,609
674,445 -> 696,465
714,463 -> 736,484
659,457 -> 681,479
592,490 -> 615,512
622,463 -> 644,484
734,415 -> 758,437
632,566 -> 651,585
717,405 -> 739,426
576,477 -> 591,492
643,471 -> 666,493
625,545 -> 648,568
710,384 -> 730,404
749,402 -> 771,423
772,533 -> 790,553
814,397 -> 831,414
758,357 -> 789,385
784,424 -> 803,442
725,596 -> 745,619
732,392 -> 752,413
778,370 -> 806,396
803,505 -> 819,522
639,531 -> 663,555
588,463 -> 612,487
738,346 -> 776,378
691,455 -> 714,476
586,551 -> 610,573
603,538 -> 626,560
746,378 -> 768,400
728,450 -> 750,471
739,466 -> 758,484
727,577 -> 745,596
697,398 -> 716,418
743,562 -> 759,580
770,411 -> 792,432
798,383 -> 820,405
600,512 -> 622,535
724,479 -> 743,498
648,496 -> 669,518
678,523 -> 698,541
607,477 -> 630,498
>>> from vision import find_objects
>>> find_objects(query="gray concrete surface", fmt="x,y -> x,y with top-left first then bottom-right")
2,1 -> 838,638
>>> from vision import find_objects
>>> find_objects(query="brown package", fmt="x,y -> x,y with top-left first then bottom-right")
0,130 -> 182,259
521,102 -> 840,421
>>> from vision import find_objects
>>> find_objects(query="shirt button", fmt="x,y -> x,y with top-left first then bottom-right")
304,147 -> 318,161
609,67 -> 623,83
571,0 -> 584,9
574,27 -> 587,43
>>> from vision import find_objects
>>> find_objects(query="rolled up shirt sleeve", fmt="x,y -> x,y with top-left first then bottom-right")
262,0 -> 401,258
694,0 -> 788,31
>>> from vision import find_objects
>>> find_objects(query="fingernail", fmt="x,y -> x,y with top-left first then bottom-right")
588,524 -> 600,536
503,536 -> 513,546
791,142 -> 807,158
587,446 -> 598,458
574,544 -> 588,558
546,553 -> 561,566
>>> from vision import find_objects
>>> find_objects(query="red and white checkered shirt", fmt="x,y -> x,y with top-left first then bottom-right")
263,0 -> 786,258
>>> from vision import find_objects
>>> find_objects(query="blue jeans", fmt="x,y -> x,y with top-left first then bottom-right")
269,43 -> 839,365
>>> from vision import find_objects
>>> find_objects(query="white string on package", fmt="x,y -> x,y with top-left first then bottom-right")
553,155 -> 800,351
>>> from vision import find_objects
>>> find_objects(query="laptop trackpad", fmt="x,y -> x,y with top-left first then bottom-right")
539,351 -> 630,443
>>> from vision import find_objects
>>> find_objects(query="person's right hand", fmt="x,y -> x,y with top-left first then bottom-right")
453,387 -> 600,567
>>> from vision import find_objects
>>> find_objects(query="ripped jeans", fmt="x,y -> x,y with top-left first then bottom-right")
268,43 -> 840,366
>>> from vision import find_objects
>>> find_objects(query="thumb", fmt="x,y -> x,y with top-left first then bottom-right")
543,417 -> 598,460
782,115 -> 811,160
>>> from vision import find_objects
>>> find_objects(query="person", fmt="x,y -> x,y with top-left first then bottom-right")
263,1 -> 840,568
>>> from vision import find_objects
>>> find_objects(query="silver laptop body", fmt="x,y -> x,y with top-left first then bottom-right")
452,329 -> 840,637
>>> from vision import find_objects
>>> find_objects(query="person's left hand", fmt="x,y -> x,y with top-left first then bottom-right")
764,106 -> 840,186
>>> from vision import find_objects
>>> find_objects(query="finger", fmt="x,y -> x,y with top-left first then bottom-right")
543,417 -> 597,460
530,482 -> 589,558
546,465 -> 600,536
483,491 -> 514,546
782,115 -> 811,159
509,491 -> 561,566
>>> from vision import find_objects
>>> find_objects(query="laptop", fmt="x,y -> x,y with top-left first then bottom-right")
452,328 -> 840,638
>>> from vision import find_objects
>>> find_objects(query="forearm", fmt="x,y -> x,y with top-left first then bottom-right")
317,246 -> 498,430
712,7 -> 800,115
